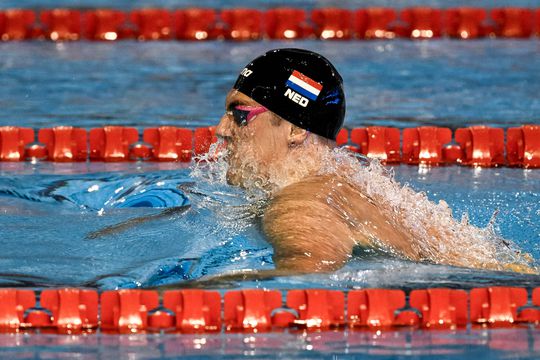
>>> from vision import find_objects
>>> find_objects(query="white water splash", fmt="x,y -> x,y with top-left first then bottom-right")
318,148 -> 533,272
190,139 -> 535,273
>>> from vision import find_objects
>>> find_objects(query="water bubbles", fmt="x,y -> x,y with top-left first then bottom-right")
190,139 -> 230,186
339,149 -> 534,272
87,184 -> 99,192
295,145 -> 534,271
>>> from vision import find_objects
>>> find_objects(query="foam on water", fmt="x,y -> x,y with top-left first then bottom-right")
338,153 -> 532,272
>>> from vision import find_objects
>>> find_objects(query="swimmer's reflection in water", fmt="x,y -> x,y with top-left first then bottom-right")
212,48 -> 535,275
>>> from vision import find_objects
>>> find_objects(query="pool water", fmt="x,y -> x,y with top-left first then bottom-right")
1,19 -> 540,360
1,41 -> 539,129
1,328 -> 539,359
1,40 -> 539,290
1,161 -> 540,290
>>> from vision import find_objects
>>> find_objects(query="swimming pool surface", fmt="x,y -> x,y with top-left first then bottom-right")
1,161 -> 539,289
1,14 -> 540,359
1,327 -> 539,359
1,41 -> 539,130
1,40 -> 539,288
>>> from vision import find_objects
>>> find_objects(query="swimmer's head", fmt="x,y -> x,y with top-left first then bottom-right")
232,48 -> 345,141
216,48 -> 345,190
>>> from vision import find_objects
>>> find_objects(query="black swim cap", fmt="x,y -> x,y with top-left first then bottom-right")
233,48 -> 345,141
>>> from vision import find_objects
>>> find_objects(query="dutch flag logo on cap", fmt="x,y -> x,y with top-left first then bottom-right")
286,70 -> 323,101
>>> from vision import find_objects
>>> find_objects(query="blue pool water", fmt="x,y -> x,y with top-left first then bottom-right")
1,41 -> 539,129
1,26 -> 540,360
1,40 -> 539,290
1,162 -> 539,290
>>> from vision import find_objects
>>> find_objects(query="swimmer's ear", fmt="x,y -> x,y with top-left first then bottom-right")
288,125 -> 308,147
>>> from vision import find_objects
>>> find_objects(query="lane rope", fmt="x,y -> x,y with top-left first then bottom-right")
1,125 -> 539,167
0,7 -> 539,41
0,287 -> 539,334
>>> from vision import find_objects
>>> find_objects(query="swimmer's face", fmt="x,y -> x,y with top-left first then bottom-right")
216,90 -> 295,187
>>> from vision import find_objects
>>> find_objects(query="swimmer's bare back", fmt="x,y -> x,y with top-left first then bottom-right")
263,175 -> 417,272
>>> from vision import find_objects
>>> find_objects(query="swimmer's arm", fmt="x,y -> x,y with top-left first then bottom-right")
262,183 -> 359,273
85,205 -> 190,240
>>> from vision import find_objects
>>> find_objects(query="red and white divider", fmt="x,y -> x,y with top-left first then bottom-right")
0,7 -> 539,41
1,125 -> 539,168
0,287 -> 539,333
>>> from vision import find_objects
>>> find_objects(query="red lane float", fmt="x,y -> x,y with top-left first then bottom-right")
335,128 -> 349,147
402,126 -> 452,165
350,127 -> 401,163
100,290 -> 159,333
2,7 -> 540,41
533,289 -> 540,311
265,8 -> 310,40
40,288 -> 98,332
1,286 -> 540,333
0,126 -> 34,161
507,125 -> 540,168
163,290 -> 221,332
445,8 -> 487,39
470,287 -> 528,326
491,8 -> 534,38
355,8 -> 398,39
0,9 -> 36,41
175,8 -> 218,40
143,126 -> 193,162
409,288 -> 468,329
221,8 -> 263,41
40,9 -> 81,41
455,126 -> 505,167
536,9 -> 540,36
518,287 -> 540,323
401,7 -> 443,39
312,8 -> 353,40
442,145 -> 463,164
287,289 -> 345,329
131,9 -> 173,40
89,126 -> 139,162
194,127 -> 217,156
38,126 -> 88,162
224,289 -> 282,331
0,289 -> 35,329
1,125 -> 540,167
85,9 -> 127,41
348,289 -> 411,328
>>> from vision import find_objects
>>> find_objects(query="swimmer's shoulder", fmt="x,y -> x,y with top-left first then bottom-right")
270,174 -> 363,205
262,174 -> 360,271
263,174 -> 365,241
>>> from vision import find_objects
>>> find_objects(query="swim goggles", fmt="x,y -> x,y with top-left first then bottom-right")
227,105 -> 268,127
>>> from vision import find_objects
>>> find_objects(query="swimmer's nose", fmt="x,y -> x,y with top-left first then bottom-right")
216,113 -> 233,139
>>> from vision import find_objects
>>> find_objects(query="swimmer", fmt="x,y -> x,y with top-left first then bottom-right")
215,48 -> 535,275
